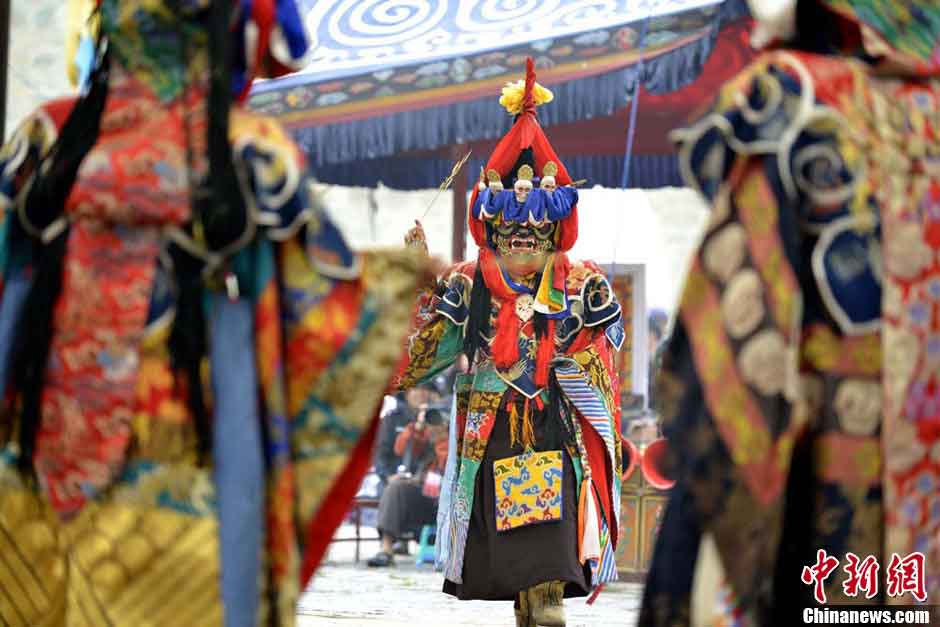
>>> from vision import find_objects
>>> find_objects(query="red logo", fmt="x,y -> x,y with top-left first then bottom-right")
886,552 -> 927,602
802,549 -> 840,604
842,552 -> 880,599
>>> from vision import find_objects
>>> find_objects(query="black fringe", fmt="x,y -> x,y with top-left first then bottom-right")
164,0 -> 250,464
463,263 -> 492,365
10,231 -> 69,475
200,0 -> 248,251
167,247 -> 212,463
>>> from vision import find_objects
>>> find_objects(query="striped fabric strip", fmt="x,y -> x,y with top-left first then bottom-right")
555,364 -> 615,459
556,362 -> 621,588
594,520 -> 619,585
444,512 -> 468,584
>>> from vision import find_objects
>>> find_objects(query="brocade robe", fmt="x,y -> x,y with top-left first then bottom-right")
398,258 -> 624,592
642,50 -> 940,625
0,70 -> 421,627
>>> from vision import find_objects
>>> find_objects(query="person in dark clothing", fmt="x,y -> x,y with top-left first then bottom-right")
373,385 -> 435,489
647,309 -> 668,410
367,403 -> 448,567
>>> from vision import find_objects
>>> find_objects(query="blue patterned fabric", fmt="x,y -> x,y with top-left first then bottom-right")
210,295 -> 264,627
475,187 -> 578,225
0,275 -> 30,393
812,217 -> 882,335
436,277 -> 471,327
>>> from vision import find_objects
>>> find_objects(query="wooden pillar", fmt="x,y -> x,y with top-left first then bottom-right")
0,0 -> 9,141
450,145 -> 468,263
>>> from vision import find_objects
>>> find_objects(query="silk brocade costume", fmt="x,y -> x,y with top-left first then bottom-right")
0,1 -> 423,625
398,61 -> 625,601
641,2 -> 940,624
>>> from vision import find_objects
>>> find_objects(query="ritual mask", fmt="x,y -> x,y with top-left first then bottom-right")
492,220 -> 556,276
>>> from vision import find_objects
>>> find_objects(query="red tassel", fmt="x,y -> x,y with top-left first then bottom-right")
534,319 -> 555,387
491,301 -> 521,368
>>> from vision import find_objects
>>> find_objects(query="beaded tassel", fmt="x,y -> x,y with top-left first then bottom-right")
521,397 -> 536,450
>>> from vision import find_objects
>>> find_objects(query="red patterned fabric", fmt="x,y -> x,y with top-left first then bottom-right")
34,91 -> 193,515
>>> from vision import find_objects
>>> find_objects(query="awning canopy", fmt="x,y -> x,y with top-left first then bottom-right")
283,0 -> 724,82
250,0 -> 753,189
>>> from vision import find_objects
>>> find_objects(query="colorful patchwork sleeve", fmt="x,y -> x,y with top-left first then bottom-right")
230,111 -> 426,599
396,270 -> 471,389
640,54 -> 873,624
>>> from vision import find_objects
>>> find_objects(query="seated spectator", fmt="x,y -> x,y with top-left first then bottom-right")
367,403 -> 448,567
372,384 -> 437,493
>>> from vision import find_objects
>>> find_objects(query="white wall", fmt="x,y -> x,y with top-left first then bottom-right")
324,184 -> 709,315
319,185 -> 456,263
7,1 -> 74,139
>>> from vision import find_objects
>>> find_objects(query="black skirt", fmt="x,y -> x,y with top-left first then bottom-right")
443,403 -> 591,601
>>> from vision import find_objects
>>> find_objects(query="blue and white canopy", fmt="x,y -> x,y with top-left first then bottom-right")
249,0 -> 749,189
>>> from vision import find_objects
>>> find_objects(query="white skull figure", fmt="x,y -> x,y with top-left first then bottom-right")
488,179 -> 504,193
747,0 -> 796,48
514,179 -> 533,203
515,294 -> 535,322
541,162 -> 559,194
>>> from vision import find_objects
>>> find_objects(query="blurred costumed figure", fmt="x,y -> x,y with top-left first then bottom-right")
641,1 -> 940,624
0,1 -> 425,625
400,59 -> 624,627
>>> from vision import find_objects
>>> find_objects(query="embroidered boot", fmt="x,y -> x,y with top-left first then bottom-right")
515,590 -> 536,627
527,581 -> 566,627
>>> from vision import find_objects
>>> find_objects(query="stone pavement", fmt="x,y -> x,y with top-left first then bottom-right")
297,525 -> 643,627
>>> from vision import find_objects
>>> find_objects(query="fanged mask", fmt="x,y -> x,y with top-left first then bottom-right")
493,221 -> 556,274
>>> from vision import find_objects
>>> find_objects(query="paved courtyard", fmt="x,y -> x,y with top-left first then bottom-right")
297,525 -> 643,626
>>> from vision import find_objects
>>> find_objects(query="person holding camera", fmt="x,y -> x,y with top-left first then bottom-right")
367,402 -> 448,567
373,384 -> 436,494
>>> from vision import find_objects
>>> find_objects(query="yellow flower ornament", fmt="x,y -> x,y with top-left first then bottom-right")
499,79 -> 554,115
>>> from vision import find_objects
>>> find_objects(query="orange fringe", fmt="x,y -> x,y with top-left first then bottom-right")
521,397 -> 535,450
508,395 -> 537,450
509,401 -> 520,447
